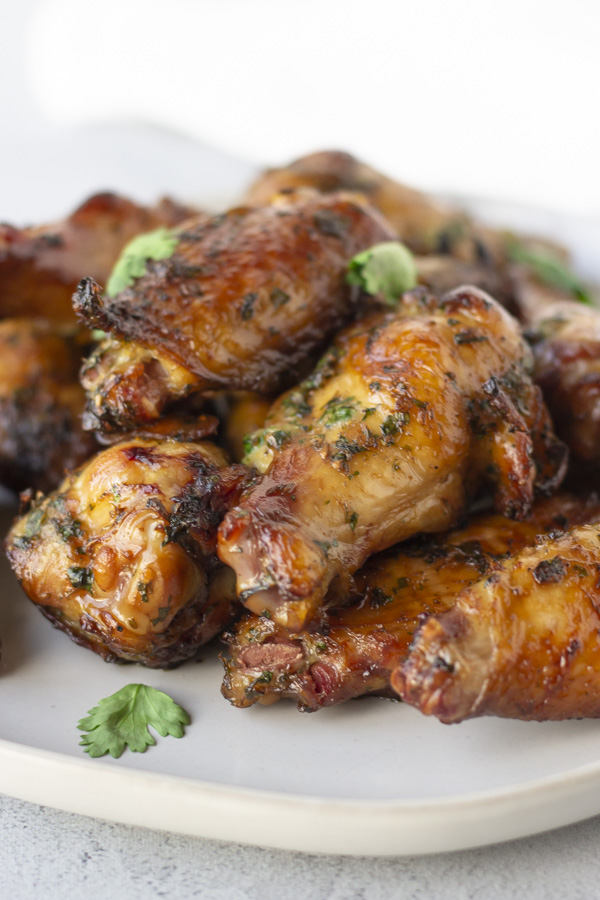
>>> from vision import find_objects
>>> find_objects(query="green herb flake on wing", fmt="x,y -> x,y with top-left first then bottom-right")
346,241 -> 418,306
106,228 -> 180,298
78,683 -> 190,758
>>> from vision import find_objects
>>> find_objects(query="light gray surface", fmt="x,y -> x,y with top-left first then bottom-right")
2,793 -> 600,899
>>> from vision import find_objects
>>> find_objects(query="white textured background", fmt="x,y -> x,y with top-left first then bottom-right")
3,3 -> 600,897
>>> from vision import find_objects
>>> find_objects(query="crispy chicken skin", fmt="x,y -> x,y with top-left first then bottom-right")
526,301 -> 600,465
74,191 -> 394,432
222,493 -> 600,710
6,438 -> 253,666
218,287 -> 567,631
244,150 -> 506,264
396,523 -> 600,722
0,319 -> 97,492
0,193 -> 195,323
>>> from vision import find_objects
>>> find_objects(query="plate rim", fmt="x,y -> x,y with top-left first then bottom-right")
2,733 -> 600,855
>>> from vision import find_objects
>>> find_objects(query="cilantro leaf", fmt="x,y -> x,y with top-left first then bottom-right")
347,241 -> 418,306
508,241 -> 592,305
106,228 -> 179,298
78,684 -> 190,758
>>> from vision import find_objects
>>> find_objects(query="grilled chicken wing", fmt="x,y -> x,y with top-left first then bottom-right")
74,191 -> 394,433
0,319 -> 97,492
527,301 -> 600,466
6,438 -> 252,666
218,287 -> 567,631
222,493 -> 600,710
0,193 -> 195,324
244,150 -> 505,264
396,522 -> 600,722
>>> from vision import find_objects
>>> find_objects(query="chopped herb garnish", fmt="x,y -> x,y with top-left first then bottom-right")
151,605 -> 171,626
347,241 -> 418,306
137,580 -> 153,603
270,287 -> 291,308
106,228 -> 179,297
267,429 -> 291,450
58,517 -> 83,542
67,566 -> 93,591
369,587 -> 393,608
381,412 -> 409,436
319,395 -> 356,425
240,292 -> 258,320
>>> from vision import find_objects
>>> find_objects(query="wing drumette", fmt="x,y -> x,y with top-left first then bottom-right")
6,438 -> 252,666
219,287 -> 567,631
396,522 -> 600,722
222,493 -> 600,710
0,193 -> 195,324
74,191 -> 394,433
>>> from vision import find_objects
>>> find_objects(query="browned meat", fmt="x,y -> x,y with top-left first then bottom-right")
0,319 -> 97,492
396,521 -> 600,722
6,438 -> 253,667
218,287 -> 567,632
74,190 -> 394,432
222,493 -> 600,710
0,193 -> 196,324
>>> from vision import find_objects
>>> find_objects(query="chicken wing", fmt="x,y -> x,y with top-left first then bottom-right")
222,493 -> 600,710
74,190 -> 394,433
527,300 -> 600,466
6,438 -> 252,666
0,319 -> 98,492
0,193 -> 195,324
244,150 -> 505,264
396,522 -> 600,722
218,287 -> 567,631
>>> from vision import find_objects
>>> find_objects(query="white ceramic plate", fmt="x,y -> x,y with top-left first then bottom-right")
2,141 -> 600,856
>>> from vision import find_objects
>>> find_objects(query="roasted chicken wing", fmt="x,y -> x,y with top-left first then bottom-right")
6,438 -> 252,666
396,522 -> 600,722
244,150 -> 505,264
527,300 -> 600,466
222,493 -> 600,710
0,319 -> 97,492
0,193 -> 195,323
218,287 -> 567,631
74,190 -> 394,433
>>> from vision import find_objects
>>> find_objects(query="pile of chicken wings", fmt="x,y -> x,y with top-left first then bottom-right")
5,150 -> 600,724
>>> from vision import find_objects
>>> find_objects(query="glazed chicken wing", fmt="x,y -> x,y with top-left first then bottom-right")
527,300 -> 600,466
0,319 -> 97,492
244,150 -> 505,264
396,522 -> 600,722
6,438 -> 252,666
0,193 -> 195,324
218,287 -> 567,631
75,190 -> 394,433
222,493 -> 600,710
